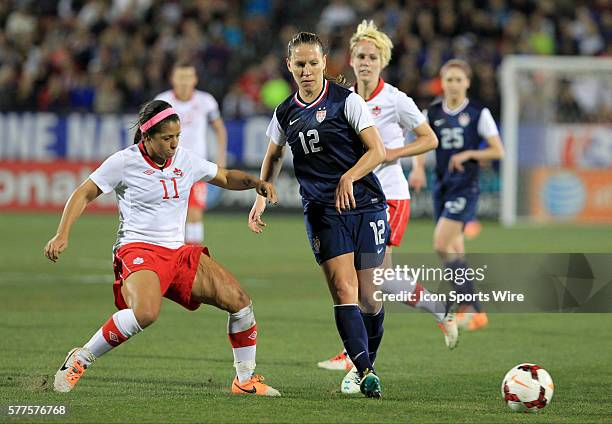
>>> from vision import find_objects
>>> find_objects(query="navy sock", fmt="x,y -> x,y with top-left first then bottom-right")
361,306 -> 384,364
333,304 -> 373,374
445,259 -> 482,312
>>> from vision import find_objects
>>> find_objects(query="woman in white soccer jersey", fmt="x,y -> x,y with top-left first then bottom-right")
317,21 -> 459,385
44,100 -> 280,396
155,61 -> 228,245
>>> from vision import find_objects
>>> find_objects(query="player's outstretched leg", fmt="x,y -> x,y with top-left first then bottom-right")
185,185 -> 206,244
435,218 -> 488,331
322,254 -> 381,398
191,253 -> 280,397
357,267 -> 385,365
382,275 -> 459,349
54,270 -> 156,392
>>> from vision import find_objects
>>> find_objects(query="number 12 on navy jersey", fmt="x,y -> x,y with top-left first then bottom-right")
299,129 -> 322,154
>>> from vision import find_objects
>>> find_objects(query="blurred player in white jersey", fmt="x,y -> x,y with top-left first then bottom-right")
45,100 -> 280,397
318,21 -> 459,383
156,61 -> 227,245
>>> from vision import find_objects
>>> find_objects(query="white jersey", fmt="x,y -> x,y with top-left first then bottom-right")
352,80 -> 426,200
155,90 -> 221,159
89,144 -> 218,250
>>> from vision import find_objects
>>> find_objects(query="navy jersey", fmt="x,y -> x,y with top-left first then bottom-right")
426,99 -> 499,191
267,80 -> 386,213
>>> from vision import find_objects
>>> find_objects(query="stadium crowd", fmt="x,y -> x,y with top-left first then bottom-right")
0,0 -> 609,119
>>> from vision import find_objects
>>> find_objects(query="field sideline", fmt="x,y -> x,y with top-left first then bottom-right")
1,213 -> 611,423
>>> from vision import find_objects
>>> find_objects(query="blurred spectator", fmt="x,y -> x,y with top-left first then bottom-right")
0,0 -> 607,121
94,76 -> 123,113
222,83 -> 257,119
318,0 -> 356,34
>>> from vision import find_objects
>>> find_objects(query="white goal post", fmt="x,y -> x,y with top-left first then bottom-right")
500,55 -> 612,226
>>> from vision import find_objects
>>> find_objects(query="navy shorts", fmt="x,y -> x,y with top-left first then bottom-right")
433,185 -> 479,224
304,206 -> 390,270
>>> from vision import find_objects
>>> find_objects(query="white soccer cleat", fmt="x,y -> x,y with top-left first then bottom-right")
437,313 -> 459,349
340,366 -> 361,394
54,347 -> 95,393
317,350 -> 353,371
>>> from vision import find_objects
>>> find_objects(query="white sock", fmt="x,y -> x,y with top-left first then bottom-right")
185,222 -> 204,244
382,277 -> 446,322
227,303 -> 257,383
81,309 -> 143,366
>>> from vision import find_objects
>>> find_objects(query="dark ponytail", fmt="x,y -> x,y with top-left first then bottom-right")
132,100 -> 179,144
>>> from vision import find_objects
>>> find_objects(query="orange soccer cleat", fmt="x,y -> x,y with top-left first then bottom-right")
467,312 -> 489,331
54,348 -> 95,392
231,374 -> 281,397
317,350 -> 353,371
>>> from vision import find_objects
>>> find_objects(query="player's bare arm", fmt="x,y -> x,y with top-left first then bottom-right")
335,125 -> 385,212
209,168 -> 277,203
44,179 -> 102,262
211,117 -> 228,168
248,141 -> 285,233
385,122 -> 439,162
449,135 -> 504,172
408,154 -> 427,193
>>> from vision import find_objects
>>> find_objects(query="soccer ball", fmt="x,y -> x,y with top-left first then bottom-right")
501,363 -> 554,413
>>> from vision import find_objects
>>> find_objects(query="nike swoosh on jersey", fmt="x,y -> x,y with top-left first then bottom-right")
289,118 -> 300,125
434,119 -> 445,126
377,248 -> 384,254
233,383 -> 257,394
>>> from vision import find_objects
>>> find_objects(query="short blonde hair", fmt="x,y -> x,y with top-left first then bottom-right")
349,20 -> 393,69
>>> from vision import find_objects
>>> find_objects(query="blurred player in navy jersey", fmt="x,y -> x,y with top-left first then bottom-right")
409,59 -> 504,331
248,31 -> 388,398
317,21 -> 459,391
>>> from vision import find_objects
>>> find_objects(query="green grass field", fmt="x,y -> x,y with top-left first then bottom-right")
1,213 -> 611,423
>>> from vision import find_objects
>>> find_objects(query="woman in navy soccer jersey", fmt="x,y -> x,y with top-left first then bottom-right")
44,100 -> 281,396
409,60 -> 505,330
317,21 -> 459,391
248,32 -> 387,398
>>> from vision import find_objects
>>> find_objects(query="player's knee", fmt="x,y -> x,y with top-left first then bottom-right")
358,294 -> 380,313
232,287 -> 251,311
133,304 -> 160,328
332,280 -> 357,304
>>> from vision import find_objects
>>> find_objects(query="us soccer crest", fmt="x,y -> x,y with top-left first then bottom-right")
316,108 -> 327,123
371,106 -> 382,117
312,235 -> 321,253
458,112 -> 470,127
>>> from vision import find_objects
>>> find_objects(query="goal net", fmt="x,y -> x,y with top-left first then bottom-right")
500,56 -> 612,226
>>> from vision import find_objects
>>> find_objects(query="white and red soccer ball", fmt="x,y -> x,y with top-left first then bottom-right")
501,363 -> 554,413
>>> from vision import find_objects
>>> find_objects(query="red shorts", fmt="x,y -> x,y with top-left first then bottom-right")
386,199 -> 411,247
112,242 -> 209,311
188,181 -> 207,209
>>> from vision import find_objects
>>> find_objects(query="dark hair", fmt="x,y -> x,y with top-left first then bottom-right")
287,32 -> 347,86
287,32 -> 326,58
133,100 -> 179,144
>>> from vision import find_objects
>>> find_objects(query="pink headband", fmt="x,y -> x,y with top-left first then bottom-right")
139,108 -> 178,133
